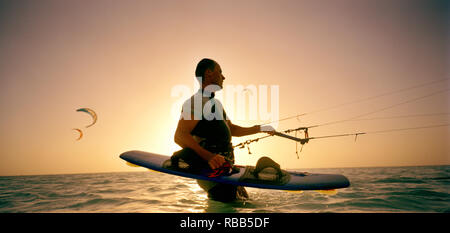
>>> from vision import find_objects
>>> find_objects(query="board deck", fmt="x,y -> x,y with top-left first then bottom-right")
120,150 -> 350,190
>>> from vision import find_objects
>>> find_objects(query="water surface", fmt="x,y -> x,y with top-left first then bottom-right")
1,165 -> 448,213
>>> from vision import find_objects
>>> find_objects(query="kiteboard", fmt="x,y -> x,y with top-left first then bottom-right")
120,150 -> 350,191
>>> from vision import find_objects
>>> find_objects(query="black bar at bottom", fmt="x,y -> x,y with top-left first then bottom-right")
1,213 -> 446,232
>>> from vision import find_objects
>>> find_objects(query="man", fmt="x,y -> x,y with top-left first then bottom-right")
174,58 -> 273,202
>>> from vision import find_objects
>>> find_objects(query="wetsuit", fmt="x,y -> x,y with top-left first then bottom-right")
178,89 -> 241,202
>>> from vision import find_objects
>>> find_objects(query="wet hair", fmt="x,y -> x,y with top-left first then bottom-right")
195,58 -> 216,82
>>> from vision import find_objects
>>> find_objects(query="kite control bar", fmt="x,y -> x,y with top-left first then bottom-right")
270,131 -> 309,145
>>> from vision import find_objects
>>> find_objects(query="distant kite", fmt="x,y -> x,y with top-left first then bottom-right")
76,108 -> 97,128
73,128 -> 83,141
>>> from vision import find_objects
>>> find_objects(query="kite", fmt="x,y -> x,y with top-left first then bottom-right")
76,108 -> 97,128
73,128 -> 83,141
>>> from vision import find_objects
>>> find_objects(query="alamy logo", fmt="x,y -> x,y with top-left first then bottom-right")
171,80 -> 280,129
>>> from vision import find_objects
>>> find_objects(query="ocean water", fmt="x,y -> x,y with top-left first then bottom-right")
0,166 -> 449,213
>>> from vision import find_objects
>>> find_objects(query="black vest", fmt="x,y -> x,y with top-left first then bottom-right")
190,90 -> 232,155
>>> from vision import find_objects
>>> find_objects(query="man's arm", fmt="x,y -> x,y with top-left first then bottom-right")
227,120 -> 261,137
174,115 -> 226,169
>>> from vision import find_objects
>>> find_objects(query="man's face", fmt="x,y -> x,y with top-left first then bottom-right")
205,62 -> 226,89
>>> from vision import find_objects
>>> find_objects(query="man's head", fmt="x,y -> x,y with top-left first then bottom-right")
195,58 -> 226,90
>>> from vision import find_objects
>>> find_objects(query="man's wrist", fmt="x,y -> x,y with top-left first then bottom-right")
254,125 -> 262,132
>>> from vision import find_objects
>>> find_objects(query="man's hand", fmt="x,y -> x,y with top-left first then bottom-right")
260,125 -> 276,135
208,154 -> 226,169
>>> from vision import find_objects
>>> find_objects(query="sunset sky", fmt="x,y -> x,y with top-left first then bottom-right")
0,0 -> 448,176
